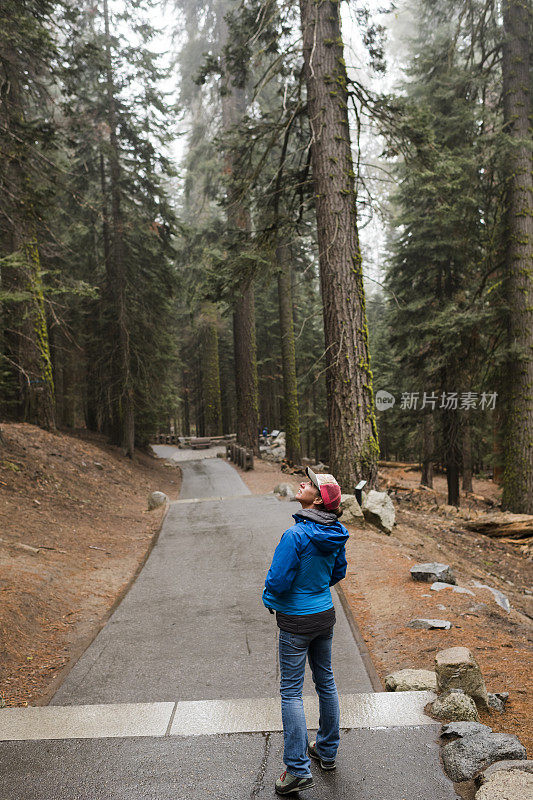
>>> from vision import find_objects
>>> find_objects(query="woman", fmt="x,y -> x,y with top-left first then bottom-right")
263,467 -> 348,795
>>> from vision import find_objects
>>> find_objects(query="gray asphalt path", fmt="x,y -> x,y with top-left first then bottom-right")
51,458 -> 371,704
0,455 -> 457,800
152,443 -> 227,463
0,729 -> 456,800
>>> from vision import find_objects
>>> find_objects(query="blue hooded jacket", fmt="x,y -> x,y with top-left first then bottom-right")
262,509 -> 349,615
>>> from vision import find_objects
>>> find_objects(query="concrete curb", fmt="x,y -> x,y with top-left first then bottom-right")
335,583 -> 384,692
39,497 -> 173,707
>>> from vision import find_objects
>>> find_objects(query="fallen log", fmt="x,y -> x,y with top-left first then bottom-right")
465,492 -> 496,506
464,512 -> 533,540
379,461 -> 419,469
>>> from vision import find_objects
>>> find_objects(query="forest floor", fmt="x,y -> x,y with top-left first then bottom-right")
1,434 -> 531,756
0,423 -> 181,708
237,459 -> 533,756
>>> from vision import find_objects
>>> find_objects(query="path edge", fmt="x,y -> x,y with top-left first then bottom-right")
37,498 -> 173,707
335,583 -> 384,692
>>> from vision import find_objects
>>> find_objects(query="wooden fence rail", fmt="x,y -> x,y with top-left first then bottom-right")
226,443 -> 254,471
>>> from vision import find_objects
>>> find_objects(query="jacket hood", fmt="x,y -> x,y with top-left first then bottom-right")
293,510 -> 349,553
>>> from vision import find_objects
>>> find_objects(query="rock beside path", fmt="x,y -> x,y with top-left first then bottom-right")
472,582 -> 511,613
488,692 -> 508,713
273,483 -> 296,501
431,582 -> 474,595
436,647 -> 490,709
441,722 -> 492,740
362,490 -> 395,534
480,760 -> 533,782
147,491 -> 168,510
410,562 -> 457,585
408,618 -> 452,630
431,690 -> 480,722
441,732 -> 526,782
385,668 -> 437,692
339,494 -> 364,524
475,769 -> 533,800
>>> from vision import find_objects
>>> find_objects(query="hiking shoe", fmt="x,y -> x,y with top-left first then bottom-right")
275,770 -> 315,795
308,741 -> 336,770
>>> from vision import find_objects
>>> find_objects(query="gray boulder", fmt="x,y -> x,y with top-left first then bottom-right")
475,769 -> 533,800
472,582 -> 511,613
431,690 -> 480,722
339,494 -> 364,524
480,760 -> 533,781
441,722 -> 492,740
431,582 -> 474,595
407,618 -> 452,630
487,693 -> 507,713
273,483 -> 295,501
435,646 -> 490,709
442,732 -> 527,782
410,563 -> 457,585
147,491 -> 168,510
385,668 -> 437,692
362,490 -> 395,534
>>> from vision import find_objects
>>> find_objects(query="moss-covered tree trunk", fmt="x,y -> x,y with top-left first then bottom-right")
299,0 -> 378,489
501,0 -> 533,514
17,231 -> 56,430
276,243 -> 301,464
0,55 -> 55,430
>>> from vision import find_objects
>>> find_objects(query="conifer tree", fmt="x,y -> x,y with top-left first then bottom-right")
0,0 -> 57,429
501,0 -> 533,513
299,0 -> 378,488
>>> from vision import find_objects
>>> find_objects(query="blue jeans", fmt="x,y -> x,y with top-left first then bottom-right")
278,626 -> 340,777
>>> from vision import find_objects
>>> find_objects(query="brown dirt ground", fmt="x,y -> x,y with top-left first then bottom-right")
236,458 -> 533,756
0,423 -> 181,707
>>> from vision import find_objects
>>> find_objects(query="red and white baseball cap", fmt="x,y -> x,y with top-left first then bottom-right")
306,467 -> 341,511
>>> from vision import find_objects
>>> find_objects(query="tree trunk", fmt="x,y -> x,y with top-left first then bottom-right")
462,413 -> 473,492
0,61 -> 55,429
277,243 -> 301,464
442,405 -> 461,506
201,319 -> 223,437
421,413 -> 434,489
182,372 -> 191,437
501,0 -> 533,514
232,282 -> 259,452
299,0 -> 378,490
103,0 -> 134,457
220,72 -> 259,454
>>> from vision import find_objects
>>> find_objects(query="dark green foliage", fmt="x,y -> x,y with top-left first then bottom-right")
1,0 -> 181,447
372,0 -> 508,498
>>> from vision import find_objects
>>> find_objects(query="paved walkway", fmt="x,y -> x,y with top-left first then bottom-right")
0,453 -> 458,799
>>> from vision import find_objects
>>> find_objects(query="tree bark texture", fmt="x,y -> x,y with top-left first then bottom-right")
299,0 -> 378,490
462,413 -> 473,493
232,281 -> 259,452
501,0 -> 533,514
201,319 -> 223,436
421,413 -> 434,489
277,244 -> 301,464
103,0 -> 134,457
182,371 -> 191,437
